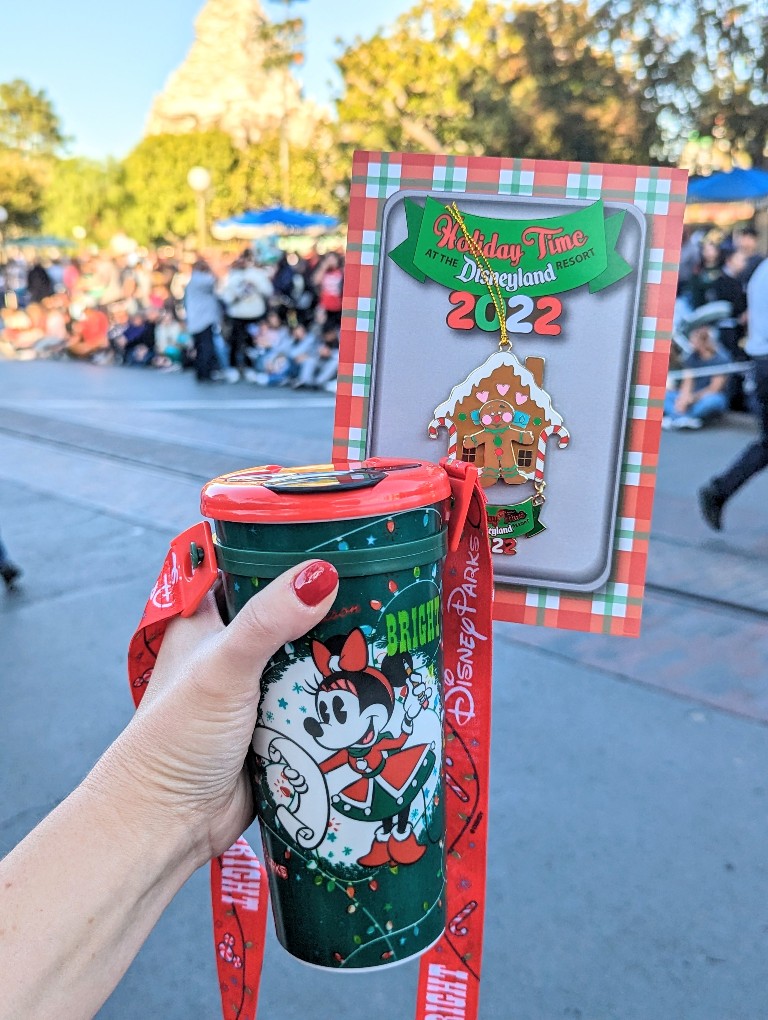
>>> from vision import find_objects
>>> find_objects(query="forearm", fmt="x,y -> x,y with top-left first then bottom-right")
0,560 -> 337,1019
0,735 -> 199,1020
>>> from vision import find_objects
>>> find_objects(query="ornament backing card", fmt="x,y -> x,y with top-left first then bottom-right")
368,191 -> 645,593
334,152 -> 688,635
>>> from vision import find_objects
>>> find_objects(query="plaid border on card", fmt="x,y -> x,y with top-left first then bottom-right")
334,151 -> 687,637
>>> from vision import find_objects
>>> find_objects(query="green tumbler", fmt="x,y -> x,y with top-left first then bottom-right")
200,459 -> 452,970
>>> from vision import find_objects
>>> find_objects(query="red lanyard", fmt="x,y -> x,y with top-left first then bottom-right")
415,465 -> 492,1020
128,464 -> 493,1020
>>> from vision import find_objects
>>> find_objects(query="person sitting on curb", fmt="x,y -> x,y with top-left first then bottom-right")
253,321 -> 319,387
663,315 -> 729,430
291,321 -> 339,391
247,308 -> 290,373
66,305 -> 110,361
0,559 -> 339,1018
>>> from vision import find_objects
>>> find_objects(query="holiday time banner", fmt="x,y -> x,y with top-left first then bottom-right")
333,151 -> 688,636
390,195 -> 633,297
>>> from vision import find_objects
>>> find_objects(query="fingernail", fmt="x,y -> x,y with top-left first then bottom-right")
292,560 -> 338,607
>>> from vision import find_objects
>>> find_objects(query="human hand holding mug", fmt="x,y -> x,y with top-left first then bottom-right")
119,559 -> 339,867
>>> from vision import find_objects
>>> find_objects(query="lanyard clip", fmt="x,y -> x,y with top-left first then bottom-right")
170,521 -> 219,617
441,459 -> 481,553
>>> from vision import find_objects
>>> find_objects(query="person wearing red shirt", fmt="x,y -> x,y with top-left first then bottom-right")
67,306 -> 109,360
313,251 -> 344,332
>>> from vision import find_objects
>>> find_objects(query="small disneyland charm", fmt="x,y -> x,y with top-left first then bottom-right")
429,348 -> 570,552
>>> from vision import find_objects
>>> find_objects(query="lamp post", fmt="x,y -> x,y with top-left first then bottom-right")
0,206 -> 7,305
268,0 -> 308,209
187,166 -> 212,251
0,205 -> 7,266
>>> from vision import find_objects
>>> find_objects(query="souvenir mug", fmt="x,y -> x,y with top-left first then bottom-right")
200,458 -> 452,970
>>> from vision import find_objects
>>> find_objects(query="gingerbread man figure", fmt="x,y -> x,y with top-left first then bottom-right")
463,398 -> 534,486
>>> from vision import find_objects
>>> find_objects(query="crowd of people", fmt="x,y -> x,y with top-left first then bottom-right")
3,221 -> 767,538
667,225 -> 765,430
0,244 -> 345,392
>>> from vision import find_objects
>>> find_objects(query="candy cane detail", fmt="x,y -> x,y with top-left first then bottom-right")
535,423 -> 570,482
428,416 -> 457,462
449,899 -> 479,937
444,754 -> 471,803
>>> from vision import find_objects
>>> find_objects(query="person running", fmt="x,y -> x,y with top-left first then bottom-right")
699,256 -> 768,530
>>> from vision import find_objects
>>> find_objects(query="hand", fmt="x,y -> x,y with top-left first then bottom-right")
98,559 -> 338,868
404,675 -> 433,720
282,767 -> 308,795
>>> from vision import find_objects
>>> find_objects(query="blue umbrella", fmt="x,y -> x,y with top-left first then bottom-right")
214,206 -> 339,237
687,167 -> 768,203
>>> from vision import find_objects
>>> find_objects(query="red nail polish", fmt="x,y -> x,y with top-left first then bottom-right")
293,560 -> 338,607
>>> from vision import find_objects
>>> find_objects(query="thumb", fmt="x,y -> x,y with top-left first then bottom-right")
204,559 -> 339,699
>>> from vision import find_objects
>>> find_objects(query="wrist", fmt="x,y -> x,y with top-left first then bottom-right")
85,725 -> 206,879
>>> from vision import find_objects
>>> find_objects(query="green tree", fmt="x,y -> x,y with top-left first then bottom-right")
458,0 -> 659,162
336,0 -> 470,155
0,149 -> 46,229
118,129 -> 342,245
0,79 -> 66,229
120,131 -> 242,244
42,158 -> 126,246
0,79 -> 66,157
593,0 -> 768,168
231,126 -> 344,215
335,0 -> 659,165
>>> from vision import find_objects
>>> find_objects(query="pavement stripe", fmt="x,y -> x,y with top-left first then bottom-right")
0,408 -> 281,465
0,431 -> 202,532
0,398 -> 335,411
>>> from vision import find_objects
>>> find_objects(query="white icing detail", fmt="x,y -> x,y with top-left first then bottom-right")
432,349 -> 564,425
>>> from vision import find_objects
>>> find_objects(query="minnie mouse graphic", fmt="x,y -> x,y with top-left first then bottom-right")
302,628 -> 436,867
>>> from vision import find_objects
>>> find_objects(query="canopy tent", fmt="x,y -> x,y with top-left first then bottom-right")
8,235 -> 77,249
212,206 -> 339,240
686,168 -> 768,204
684,202 -> 758,228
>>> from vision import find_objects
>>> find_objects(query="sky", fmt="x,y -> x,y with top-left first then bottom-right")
5,1 -> 417,161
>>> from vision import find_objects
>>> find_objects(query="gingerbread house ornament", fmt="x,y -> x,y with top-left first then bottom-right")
429,349 -> 570,550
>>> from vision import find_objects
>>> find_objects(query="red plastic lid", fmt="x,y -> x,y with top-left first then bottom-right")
200,458 -> 451,523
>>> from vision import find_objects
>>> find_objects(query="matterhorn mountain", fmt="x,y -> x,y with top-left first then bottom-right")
145,0 -> 323,146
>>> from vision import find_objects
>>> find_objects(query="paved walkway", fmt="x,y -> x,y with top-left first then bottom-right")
1,361 -> 767,1019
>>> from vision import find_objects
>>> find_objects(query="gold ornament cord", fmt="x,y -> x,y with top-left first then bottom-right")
446,202 -> 509,348
446,203 -> 549,506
